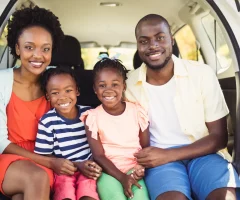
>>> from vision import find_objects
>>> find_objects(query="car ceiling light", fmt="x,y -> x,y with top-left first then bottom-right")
100,2 -> 122,7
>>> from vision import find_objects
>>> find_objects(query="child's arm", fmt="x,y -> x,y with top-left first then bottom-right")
34,121 -> 76,175
45,155 -> 77,175
140,126 -> 150,148
132,126 -> 149,180
85,125 -> 142,199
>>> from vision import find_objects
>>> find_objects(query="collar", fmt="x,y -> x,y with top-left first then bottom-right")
133,55 -> 189,85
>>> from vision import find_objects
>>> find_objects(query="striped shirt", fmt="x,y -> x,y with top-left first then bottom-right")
34,105 -> 92,162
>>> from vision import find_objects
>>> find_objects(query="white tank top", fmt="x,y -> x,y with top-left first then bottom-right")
145,77 -> 191,148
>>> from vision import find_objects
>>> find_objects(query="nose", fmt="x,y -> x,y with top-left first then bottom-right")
33,48 -> 42,58
103,86 -> 115,94
58,92 -> 68,100
149,39 -> 159,49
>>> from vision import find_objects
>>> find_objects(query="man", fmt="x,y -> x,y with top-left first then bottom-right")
125,14 -> 240,200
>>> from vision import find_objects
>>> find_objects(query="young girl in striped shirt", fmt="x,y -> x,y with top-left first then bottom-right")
35,67 -> 101,200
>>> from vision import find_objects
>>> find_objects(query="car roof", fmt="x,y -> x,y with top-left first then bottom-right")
34,0 -> 189,46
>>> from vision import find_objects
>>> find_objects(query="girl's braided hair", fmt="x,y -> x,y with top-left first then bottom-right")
93,58 -> 128,84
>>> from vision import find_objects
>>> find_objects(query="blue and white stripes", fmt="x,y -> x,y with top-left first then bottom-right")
34,105 -> 92,162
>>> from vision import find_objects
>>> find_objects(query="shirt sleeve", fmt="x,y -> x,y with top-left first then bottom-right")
80,109 -> 98,140
34,120 -> 54,155
201,66 -> 229,122
135,103 -> 149,132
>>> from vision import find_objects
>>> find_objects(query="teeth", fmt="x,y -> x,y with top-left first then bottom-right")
31,62 -> 42,66
59,103 -> 70,107
105,97 -> 115,100
149,53 -> 161,57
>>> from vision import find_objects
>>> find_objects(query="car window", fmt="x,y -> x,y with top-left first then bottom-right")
174,25 -> 204,63
81,47 -> 107,70
0,25 -> 7,63
81,46 -> 136,70
201,14 -> 232,74
108,47 -> 136,70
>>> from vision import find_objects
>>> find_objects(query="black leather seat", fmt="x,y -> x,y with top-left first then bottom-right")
219,77 -> 236,155
51,35 -> 84,69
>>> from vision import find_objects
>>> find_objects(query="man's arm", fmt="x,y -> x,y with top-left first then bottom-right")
135,65 -> 229,168
135,116 -> 227,168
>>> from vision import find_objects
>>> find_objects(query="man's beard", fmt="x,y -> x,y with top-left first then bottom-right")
145,53 -> 172,71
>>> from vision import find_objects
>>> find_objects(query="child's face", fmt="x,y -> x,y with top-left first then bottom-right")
46,74 -> 80,119
94,67 -> 126,111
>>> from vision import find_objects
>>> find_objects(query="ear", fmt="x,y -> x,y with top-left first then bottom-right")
15,44 -> 20,56
76,88 -> 80,96
123,82 -> 127,92
93,85 -> 97,94
46,93 -> 50,101
171,37 -> 175,46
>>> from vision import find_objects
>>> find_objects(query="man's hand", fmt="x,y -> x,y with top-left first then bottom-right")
74,160 -> 102,180
51,158 -> 77,175
134,146 -> 171,168
120,174 -> 142,199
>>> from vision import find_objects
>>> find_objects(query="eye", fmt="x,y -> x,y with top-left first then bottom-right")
157,36 -> 165,41
25,46 -> 33,50
66,89 -> 73,93
139,40 -> 148,45
99,84 -> 105,88
113,83 -> 119,87
43,48 -> 51,52
51,92 -> 59,95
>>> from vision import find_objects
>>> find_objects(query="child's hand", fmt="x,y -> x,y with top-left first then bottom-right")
131,164 -> 145,180
75,160 -> 102,180
120,174 -> 142,199
51,158 -> 77,176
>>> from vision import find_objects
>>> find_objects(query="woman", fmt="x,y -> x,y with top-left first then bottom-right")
0,6 -> 67,200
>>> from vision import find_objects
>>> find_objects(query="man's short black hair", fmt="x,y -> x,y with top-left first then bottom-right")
135,14 -> 171,37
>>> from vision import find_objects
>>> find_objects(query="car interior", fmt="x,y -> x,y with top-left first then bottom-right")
0,0 -> 239,199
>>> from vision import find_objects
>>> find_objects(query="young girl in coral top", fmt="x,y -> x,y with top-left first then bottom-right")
80,57 -> 150,200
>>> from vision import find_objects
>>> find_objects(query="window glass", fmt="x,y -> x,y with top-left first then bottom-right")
108,47 -> 136,70
81,47 -> 136,70
81,47 -> 107,70
201,14 -> 232,74
175,25 -> 204,63
0,25 -> 8,62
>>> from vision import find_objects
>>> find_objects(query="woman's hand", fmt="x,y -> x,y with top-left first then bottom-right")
131,164 -> 145,180
74,160 -> 102,180
51,157 -> 77,175
120,174 -> 142,199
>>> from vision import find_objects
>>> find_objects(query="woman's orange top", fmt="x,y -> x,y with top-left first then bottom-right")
6,92 -> 50,151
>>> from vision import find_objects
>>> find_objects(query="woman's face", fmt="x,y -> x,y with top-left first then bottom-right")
15,26 -> 53,76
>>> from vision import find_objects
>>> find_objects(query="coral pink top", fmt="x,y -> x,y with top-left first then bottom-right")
80,102 -> 148,173
0,93 -> 53,194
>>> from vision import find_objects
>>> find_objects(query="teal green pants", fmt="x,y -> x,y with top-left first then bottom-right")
97,171 -> 150,200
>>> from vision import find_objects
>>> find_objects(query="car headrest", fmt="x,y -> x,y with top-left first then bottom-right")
50,35 -> 84,69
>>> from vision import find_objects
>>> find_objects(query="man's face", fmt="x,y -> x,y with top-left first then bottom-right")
136,19 -> 173,71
